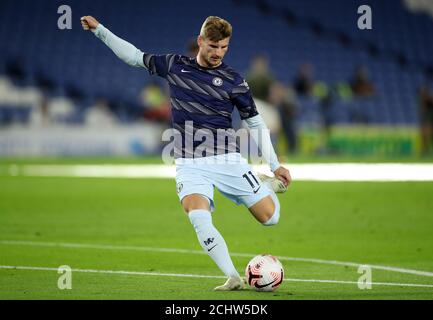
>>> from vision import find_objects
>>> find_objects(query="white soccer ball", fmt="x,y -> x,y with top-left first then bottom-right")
245,254 -> 284,292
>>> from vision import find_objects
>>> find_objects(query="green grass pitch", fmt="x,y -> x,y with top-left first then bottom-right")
0,162 -> 433,299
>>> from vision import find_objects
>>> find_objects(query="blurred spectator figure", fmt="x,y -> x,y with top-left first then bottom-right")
29,73 -> 57,127
335,81 -> 353,102
187,39 -> 199,58
30,96 -> 53,127
29,95 -> 77,126
269,81 -> 298,154
139,81 -> 170,123
349,66 -> 375,123
351,66 -> 375,97
85,98 -> 117,127
293,63 -> 314,96
246,54 -> 275,101
317,84 -> 335,151
418,85 -> 433,155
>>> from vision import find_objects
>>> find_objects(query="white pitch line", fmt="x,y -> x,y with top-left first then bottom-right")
5,163 -> 433,181
0,265 -> 224,279
1,265 -> 433,289
1,240 -> 433,278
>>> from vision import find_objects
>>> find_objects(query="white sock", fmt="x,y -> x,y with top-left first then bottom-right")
188,209 -> 240,278
263,185 -> 280,226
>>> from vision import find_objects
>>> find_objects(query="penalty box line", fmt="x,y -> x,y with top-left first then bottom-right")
1,265 -> 433,289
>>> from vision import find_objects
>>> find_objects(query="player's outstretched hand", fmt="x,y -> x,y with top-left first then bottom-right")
80,16 -> 99,31
273,166 -> 292,188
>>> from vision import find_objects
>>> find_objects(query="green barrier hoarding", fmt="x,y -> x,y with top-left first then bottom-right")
281,125 -> 421,157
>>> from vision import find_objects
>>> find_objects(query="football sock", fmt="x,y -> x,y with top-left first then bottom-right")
263,188 -> 280,226
188,209 -> 240,278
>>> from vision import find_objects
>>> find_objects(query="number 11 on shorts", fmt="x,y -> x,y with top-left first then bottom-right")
243,171 -> 261,193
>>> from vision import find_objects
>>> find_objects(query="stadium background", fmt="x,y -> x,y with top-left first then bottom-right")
1,0 -> 432,158
1,0 -> 433,300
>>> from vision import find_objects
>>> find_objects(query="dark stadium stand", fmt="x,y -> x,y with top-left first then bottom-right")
0,0 -> 432,125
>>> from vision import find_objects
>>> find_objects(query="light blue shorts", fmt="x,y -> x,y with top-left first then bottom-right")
175,153 -> 271,211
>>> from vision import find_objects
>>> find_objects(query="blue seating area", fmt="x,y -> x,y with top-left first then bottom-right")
0,0 -> 432,125
0,105 -> 32,125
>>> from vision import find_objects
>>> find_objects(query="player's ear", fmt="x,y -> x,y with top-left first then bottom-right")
197,35 -> 203,47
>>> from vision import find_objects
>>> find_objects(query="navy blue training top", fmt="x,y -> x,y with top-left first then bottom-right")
143,53 -> 259,158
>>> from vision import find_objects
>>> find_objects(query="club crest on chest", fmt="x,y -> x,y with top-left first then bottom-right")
212,77 -> 223,87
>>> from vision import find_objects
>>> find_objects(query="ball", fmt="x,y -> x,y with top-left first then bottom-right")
245,254 -> 284,292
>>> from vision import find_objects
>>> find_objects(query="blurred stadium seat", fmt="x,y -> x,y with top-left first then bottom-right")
0,0 -> 432,126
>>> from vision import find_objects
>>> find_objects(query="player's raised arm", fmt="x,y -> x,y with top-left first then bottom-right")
80,16 -> 145,68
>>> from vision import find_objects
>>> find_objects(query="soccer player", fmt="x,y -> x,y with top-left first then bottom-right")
81,15 -> 292,291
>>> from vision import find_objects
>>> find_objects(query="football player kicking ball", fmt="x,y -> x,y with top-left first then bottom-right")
81,15 -> 291,291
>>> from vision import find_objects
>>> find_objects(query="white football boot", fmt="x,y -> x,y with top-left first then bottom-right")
214,276 -> 245,291
258,173 -> 288,193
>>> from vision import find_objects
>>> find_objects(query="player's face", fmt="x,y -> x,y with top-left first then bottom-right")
197,36 -> 230,68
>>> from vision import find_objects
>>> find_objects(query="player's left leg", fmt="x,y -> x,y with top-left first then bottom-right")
209,159 -> 282,226
248,192 -> 280,226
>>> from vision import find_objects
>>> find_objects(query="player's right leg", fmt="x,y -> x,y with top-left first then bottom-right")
181,194 -> 244,291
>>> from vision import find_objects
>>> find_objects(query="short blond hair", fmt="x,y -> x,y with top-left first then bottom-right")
200,16 -> 232,41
